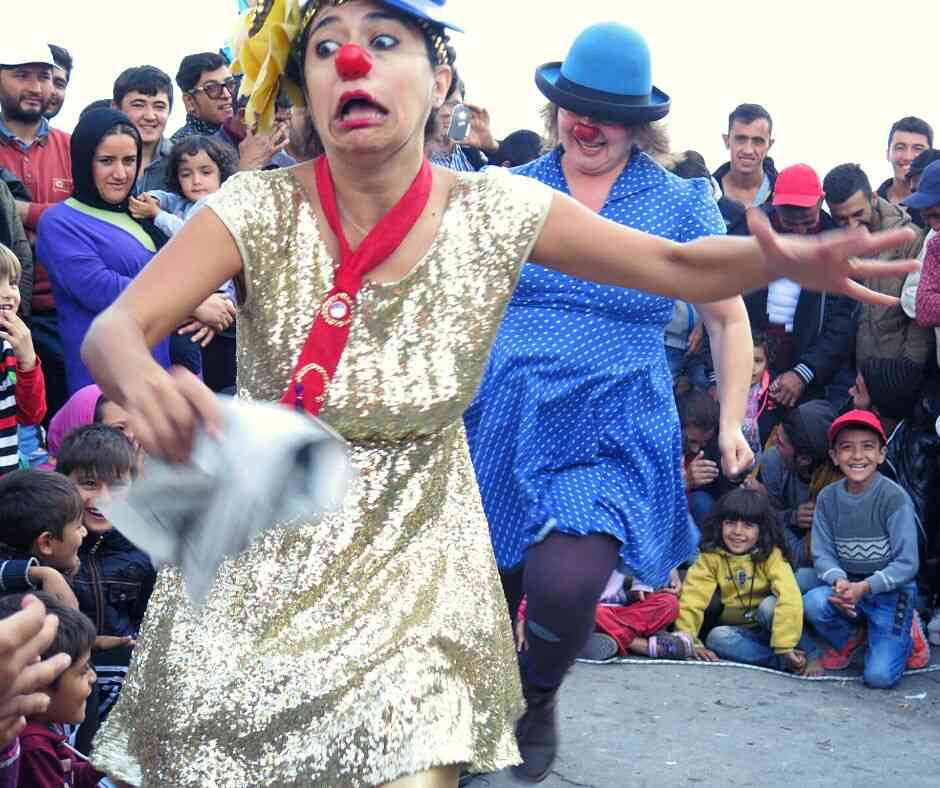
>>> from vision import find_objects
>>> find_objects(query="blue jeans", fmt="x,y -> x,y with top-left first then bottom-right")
803,583 -> 915,689
705,596 -> 819,669
689,489 -> 715,529
795,567 -> 825,595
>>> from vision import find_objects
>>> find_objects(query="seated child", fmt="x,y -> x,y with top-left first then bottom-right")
678,390 -> 732,527
0,470 -> 85,607
803,410 -> 925,688
57,425 -> 155,731
0,592 -> 103,788
675,488 -> 821,675
515,569 -> 693,661
0,243 -> 46,477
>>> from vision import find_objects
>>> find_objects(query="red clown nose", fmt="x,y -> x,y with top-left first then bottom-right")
573,123 -> 600,142
335,44 -> 373,80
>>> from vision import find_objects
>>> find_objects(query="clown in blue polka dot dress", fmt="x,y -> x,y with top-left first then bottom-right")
467,143 -> 735,585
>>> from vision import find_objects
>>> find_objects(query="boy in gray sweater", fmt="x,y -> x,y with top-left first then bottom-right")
803,409 -> 922,688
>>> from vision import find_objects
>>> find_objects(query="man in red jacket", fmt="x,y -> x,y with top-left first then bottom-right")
0,41 -> 71,420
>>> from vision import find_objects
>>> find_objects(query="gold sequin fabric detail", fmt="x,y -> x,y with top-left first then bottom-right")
91,166 -> 553,787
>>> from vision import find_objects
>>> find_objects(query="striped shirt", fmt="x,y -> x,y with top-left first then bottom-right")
0,342 -> 46,476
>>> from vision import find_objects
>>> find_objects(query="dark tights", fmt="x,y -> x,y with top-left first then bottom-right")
501,532 -> 621,690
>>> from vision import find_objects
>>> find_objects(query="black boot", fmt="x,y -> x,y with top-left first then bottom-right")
512,681 -> 559,783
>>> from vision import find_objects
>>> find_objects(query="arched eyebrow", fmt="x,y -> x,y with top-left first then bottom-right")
310,10 -> 402,35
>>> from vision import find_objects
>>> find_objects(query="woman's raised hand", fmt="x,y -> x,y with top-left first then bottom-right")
747,209 -> 919,306
124,365 -> 222,465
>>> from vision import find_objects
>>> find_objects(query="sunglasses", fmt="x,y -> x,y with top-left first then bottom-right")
190,78 -> 237,100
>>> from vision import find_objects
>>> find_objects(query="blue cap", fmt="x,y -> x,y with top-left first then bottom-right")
381,0 -> 463,32
902,159 -> 940,209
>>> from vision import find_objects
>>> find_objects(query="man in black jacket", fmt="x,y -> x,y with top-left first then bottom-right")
713,103 -> 778,236
743,164 -> 858,409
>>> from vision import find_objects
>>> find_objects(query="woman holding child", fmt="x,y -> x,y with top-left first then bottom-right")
80,1 -> 916,785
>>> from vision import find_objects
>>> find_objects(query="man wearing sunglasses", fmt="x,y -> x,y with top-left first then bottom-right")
170,52 -> 235,144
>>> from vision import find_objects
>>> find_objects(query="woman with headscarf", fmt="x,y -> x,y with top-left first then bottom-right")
80,2 -> 914,786
35,109 -> 233,396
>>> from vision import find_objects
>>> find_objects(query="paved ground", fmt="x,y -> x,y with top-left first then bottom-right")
475,649 -> 940,788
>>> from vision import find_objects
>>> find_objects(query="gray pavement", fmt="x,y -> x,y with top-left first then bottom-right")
477,650 -> 940,788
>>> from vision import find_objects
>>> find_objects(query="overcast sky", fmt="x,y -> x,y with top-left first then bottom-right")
13,1 -> 940,186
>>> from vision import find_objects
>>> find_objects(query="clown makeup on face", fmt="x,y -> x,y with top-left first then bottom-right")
302,1 -> 451,160
557,107 -> 633,178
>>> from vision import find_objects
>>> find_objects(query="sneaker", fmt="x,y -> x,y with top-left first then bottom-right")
648,632 -> 694,660
579,633 -> 619,661
821,626 -> 866,670
907,611 -> 930,669
512,683 -> 559,783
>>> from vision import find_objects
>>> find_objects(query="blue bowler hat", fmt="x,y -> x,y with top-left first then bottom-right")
535,22 -> 670,123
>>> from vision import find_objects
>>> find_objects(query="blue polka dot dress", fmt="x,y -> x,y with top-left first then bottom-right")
465,148 -> 726,587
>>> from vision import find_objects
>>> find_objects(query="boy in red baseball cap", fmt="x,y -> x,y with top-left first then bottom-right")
802,410 -> 925,686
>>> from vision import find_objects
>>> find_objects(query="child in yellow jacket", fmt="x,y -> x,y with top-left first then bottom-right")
676,488 -> 822,675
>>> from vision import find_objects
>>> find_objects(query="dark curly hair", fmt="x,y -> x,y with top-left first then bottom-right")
164,135 -> 239,195
699,488 -> 792,565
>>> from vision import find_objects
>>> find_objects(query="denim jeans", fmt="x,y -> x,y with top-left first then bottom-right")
803,582 -> 915,689
795,567 -> 825,595
689,489 -> 715,529
705,596 -> 819,669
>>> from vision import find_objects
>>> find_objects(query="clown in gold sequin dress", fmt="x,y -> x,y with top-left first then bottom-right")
91,165 -> 553,787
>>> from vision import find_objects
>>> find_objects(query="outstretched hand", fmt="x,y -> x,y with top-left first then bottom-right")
747,209 -> 919,306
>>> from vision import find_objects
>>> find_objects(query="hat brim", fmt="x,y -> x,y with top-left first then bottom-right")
772,193 -> 822,208
535,62 -> 670,123
902,190 -> 940,209
382,0 -> 464,32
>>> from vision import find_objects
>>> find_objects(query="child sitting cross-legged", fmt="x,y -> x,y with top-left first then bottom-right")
515,568 -> 693,661
56,424 -> 155,741
802,410 -> 923,689
0,592 -> 103,787
0,470 -> 85,608
675,488 -> 822,675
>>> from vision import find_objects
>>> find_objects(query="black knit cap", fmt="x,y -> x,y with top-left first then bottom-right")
783,399 -> 837,461
860,358 -> 924,419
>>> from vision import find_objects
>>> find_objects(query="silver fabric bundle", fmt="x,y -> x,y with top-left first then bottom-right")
102,397 -> 352,602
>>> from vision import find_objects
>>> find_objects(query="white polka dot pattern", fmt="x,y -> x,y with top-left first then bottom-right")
466,149 -> 726,587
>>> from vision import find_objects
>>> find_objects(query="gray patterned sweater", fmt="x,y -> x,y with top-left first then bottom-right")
811,473 -> 919,594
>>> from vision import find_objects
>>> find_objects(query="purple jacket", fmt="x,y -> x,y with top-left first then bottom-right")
36,201 -> 171,394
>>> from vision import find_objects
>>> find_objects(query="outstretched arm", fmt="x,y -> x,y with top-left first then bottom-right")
531,193 -> 918,305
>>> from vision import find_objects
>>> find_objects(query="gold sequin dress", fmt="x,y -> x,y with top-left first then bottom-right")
91,165 -> 553,787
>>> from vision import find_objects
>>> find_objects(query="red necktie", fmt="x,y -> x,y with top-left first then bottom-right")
281,154 -> 433,415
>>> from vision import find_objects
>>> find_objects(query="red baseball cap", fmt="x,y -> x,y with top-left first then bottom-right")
827,409 -> 887,445
772,163 -> 824,208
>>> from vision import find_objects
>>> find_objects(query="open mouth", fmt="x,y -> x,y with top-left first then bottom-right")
336,90 -> 388,125
86,506 -> 106,521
